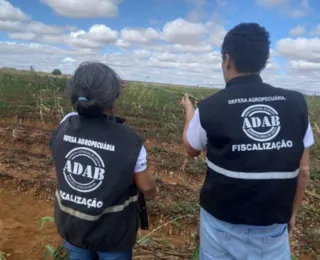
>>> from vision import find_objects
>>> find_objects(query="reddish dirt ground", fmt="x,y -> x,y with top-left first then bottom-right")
0,181 -> 58,260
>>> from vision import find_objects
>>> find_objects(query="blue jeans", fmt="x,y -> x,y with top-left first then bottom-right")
63,240 -> 132,260
200,208 -> 290,260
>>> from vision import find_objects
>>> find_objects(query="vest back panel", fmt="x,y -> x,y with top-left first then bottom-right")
50,115 -> 143,251
198,75 -> 308,225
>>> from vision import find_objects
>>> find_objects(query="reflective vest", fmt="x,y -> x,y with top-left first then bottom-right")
50,114 -> 143,251
198,75 -> 308,226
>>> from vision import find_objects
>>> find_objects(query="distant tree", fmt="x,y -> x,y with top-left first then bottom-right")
52,69 -> 62,75
30,65 -> 35,72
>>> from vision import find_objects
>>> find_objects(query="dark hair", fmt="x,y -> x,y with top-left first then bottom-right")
67,62 -> 121,117
221,23 -> 270,73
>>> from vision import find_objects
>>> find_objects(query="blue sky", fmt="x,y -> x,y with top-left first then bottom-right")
0,0 -> 319,93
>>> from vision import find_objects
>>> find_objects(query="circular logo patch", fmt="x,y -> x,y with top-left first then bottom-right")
63,147 -> 105,193
241,104 -> 281,142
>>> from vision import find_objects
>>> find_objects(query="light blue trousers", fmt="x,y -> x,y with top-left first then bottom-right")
63,240 -> 132,260
200,208 -> 291,260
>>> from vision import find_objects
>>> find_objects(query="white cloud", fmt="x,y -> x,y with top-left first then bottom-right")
153,51 -> 220,65
0,20 -> 24,32
162,18 -> 208,45
270,48 -> 279,57
4,22 -> 118,49
120,27 -> 160,44
274,37 -> 320,93
26,21 -> 63,35
291,60 -> 320,71
206,22 -> 227,46
266,59 -> 281,70
0,0 -> 30,21
65,24 -> 117,48
0,20 -> 66,35
145,42 -> 213,54
256,0 -> 288,8
276,37 -> 320,63
1,16 -> 223,53
39,34 -> 70,45
152,52 -> 177,62
261,70 -> 320,94
101,49 -> 224,85
289,25 -> 305,36
171,42 -> 213,53
66,36 -> 101,49
40,0 -> 122,18
115,39 -> 131,48
87,24 -> 118,42
8,32 -> 37,41
0,41 -> 319,93
0,41 -> 222,85
70,30 -> 86,38
0,41 -> 97,72
133,50 -> 151,58
117,18 -> 223,49
63,57 -> 76,63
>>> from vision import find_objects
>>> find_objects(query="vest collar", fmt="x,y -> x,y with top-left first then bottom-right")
226,74 -> 263,88
105,114 -> 126,124
79,114 -> 126,124
114,116 -> 125,124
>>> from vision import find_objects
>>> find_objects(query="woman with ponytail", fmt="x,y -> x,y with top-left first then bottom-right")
49,62 -> 157,260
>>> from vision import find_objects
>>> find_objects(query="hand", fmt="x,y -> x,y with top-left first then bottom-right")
121,80 -> 127,89
288,215 -> 296,237
180,94 -> 194,111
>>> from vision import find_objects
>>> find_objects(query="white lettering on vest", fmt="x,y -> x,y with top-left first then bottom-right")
232,140 -> 294,152
60,190 -> 103,209
228,96 -> 286,105
63,135 -> 115,152
63,160 -> 105,181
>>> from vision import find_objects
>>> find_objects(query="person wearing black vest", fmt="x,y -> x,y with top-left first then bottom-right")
180,23 -> 314,260
49,62 -> 157,260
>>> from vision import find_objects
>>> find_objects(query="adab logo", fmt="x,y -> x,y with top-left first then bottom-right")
241,104 -> 281,142
63,147 -> 105,193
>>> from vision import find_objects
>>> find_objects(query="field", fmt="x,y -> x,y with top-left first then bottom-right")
0,70 -> 319,260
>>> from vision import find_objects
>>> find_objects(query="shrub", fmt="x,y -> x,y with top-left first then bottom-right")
52,69 -> 62,76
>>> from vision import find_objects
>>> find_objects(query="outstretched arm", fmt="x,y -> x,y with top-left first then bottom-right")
182,105 -> 200,157
181,94 -> 206,157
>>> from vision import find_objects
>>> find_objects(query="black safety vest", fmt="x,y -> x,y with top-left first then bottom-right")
49,114 -> 143,252
198,75 -> 308,226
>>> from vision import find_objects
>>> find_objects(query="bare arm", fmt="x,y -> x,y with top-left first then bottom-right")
289,148 -> 311,235
292,149 -> 311,216
182,108 -> 201,157
134,170 -> 157,199
181,94 -> 201,157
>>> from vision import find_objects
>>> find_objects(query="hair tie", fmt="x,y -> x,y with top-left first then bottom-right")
78,97 -> 88,102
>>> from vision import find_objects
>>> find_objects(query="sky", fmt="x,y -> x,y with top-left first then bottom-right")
0,0 -> 319,94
